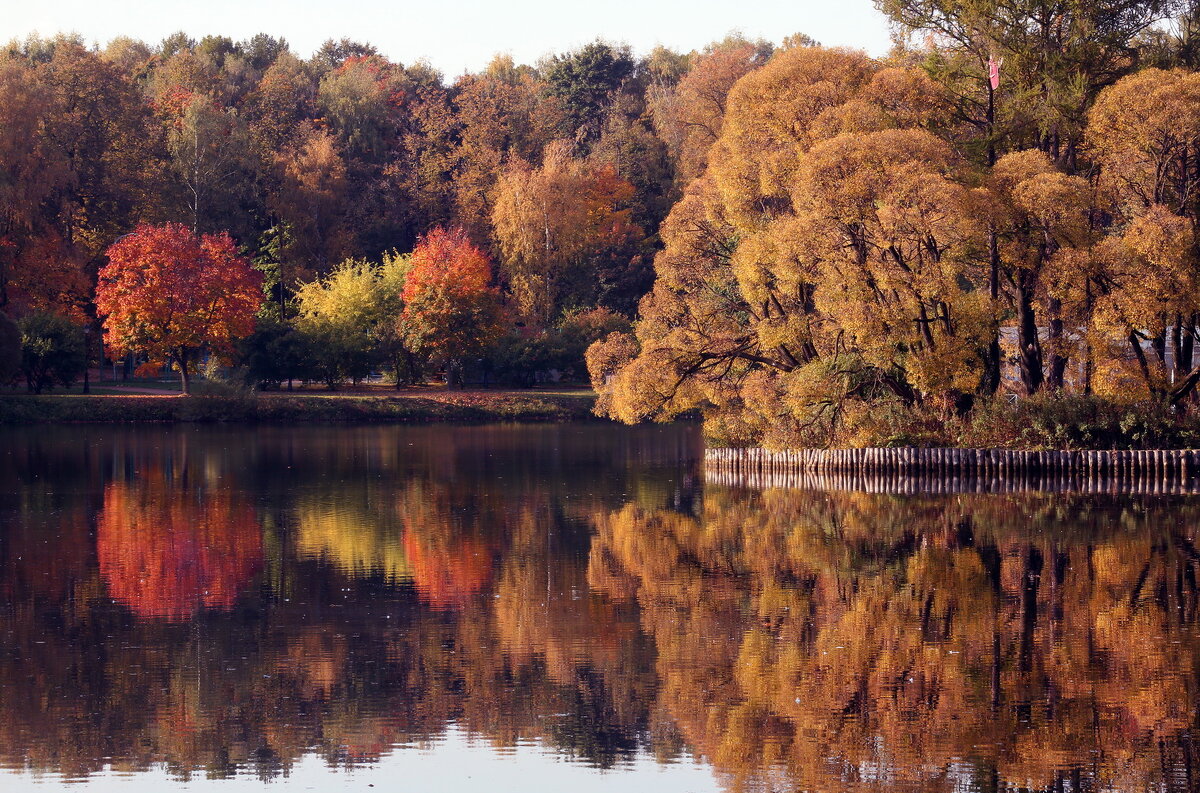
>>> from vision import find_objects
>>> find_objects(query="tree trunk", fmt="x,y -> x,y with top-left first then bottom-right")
1152,325 -> 1167,368
178,350 -> 190,395
1129,330 -> 1161,398
979,231 -> 1002,397
446,359 -> 463,390
1176,313 -> 1196,380
1083,277 -> 1094,395
1046,297 -> 1067,390
1017,270 -> 1043,396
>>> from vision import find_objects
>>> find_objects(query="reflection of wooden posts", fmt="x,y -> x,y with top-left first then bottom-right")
703,446 -> 1200,493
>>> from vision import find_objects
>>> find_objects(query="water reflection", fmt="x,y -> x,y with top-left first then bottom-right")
1,424 -> 1198,791
98,479 -> 263,620
594,488 -> 1200,792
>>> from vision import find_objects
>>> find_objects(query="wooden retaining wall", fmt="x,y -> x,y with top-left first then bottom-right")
704,446 -> 1200,494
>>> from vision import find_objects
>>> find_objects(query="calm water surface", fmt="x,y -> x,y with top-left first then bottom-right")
1,423 -> 1199,792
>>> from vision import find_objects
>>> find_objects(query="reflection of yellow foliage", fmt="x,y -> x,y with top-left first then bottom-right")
591,486 -> 1200,792
294,500 -> 411,583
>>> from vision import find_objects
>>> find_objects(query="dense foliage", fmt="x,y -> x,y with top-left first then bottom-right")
0,311 -> 19,384
0,31 -> 775,390
590,1 -> 1200,447
7,10 -> 1200,432
16,312 -> 86,393
95,222 -> 263,393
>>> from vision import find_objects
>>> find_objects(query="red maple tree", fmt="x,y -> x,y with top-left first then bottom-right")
400,226 -> 507,384
96,223 -> 262,393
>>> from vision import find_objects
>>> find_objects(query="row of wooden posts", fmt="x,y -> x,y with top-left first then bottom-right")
703,466 -> 1200,495
704,446 -> 1200,494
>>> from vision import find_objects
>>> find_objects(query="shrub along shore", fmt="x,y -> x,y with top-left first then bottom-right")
0,389 -> 599,425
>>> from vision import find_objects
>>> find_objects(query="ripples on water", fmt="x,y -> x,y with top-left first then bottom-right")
1,423 -> 1198,792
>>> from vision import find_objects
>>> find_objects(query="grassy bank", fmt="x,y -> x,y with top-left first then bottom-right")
0,388 -> 599,425
803,394 -> 1200,451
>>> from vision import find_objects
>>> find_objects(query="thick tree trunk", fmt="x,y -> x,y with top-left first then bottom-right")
1017,270 -> 1043,396
1175,313 -> 1196,380
177,350 -> 190,395
1129,330 -> 1161,399
1152,325 -> 1167,368
1046,297 -> 1067,390
446,359 -> 463,390
979,231 -> 1002,397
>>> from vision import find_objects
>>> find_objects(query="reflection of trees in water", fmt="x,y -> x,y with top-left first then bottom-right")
0,424 -> 689,780
589,487 -> 1200,792
9,425 -> 1200,790
396,479 -> 498,611
293,498 -> 411,583
97,478 -> 263,621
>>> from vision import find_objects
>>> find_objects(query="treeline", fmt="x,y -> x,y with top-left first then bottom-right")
590,0 -> 1200,447
0,28 -> 777,390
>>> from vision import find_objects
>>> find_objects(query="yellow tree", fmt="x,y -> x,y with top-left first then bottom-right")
648,36 -> 772,186
450,58 -> 568,241
988,149 -> 1095,394
1086,68 -> 1200,401
592,46 -> 993,447
491,141 -> 639,326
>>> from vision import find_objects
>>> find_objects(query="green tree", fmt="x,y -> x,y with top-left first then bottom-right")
238,317 -> 312,390
18,312 -> 86,393
543,41 -> 636,143
878,0 -> 1178,168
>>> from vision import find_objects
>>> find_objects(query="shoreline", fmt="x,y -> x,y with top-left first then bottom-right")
0,389 -> 600,425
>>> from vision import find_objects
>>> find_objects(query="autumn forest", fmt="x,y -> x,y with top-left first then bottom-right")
0,23 -> 774,396
0,0 -> 1197,442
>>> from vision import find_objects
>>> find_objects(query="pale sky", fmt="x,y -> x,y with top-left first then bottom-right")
4,0 -> 894,76
0,726 -> 724,792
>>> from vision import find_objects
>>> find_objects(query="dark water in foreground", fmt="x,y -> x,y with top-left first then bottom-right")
2,424 -> 1200,792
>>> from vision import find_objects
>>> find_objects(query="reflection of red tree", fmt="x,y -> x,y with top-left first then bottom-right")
96,481 -> 263,621
402,531 -> 492,611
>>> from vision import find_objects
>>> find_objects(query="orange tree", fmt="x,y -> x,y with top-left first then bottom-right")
400,226 -> 507,386
95,222 -> 262,393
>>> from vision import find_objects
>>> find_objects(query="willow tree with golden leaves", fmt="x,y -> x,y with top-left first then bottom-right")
987,149 -> 1096,395
1086,68 -> 1200,403
590,47 -> 997,448
648,35 -> 773,187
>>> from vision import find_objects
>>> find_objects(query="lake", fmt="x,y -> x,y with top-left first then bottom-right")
0,423 -> 1197,792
